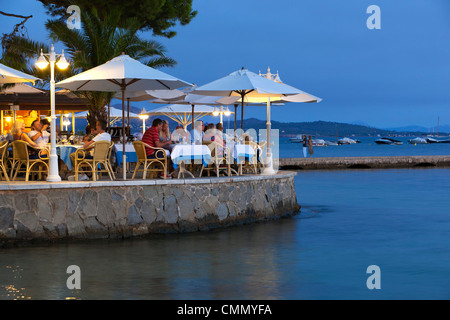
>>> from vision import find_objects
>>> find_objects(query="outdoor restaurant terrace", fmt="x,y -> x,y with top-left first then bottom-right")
0,54 -> 319,242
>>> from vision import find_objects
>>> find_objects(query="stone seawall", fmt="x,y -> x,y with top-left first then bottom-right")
279,155 -> 450,170
0,172 -> 299,244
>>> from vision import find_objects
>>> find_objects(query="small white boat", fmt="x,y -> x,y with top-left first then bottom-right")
312,138 -> 327,146
408,137 -> 428,144
289,135 -> 304,143
426,137 -> 439,143
338,137 -> 359,145
325,140 -> 338,146
375,137 -> 403,145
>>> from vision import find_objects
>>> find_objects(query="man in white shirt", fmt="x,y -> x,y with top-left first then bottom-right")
190,120 -> 204,144
28,120 -> 50,147
69,120 -> 111,180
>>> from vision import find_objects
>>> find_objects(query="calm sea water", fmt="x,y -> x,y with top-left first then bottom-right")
1,166 -> 449,300
277,136 -> 450,158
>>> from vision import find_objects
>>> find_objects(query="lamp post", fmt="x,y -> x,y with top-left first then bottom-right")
212,106 -> 231,124
138,109 -> 149,133
36,44 -> 69,182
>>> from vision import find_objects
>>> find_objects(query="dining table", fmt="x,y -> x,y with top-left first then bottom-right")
171,143 -> 211,178
114,143 -> 138,169
56,144 -> 83,170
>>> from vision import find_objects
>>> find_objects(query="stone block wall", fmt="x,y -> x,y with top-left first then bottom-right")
0,172 -> 299,244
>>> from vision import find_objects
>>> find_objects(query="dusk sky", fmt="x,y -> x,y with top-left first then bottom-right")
2,0 -> 449,129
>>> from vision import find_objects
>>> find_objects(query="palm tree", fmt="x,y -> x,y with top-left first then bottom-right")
2,8 -> 177,126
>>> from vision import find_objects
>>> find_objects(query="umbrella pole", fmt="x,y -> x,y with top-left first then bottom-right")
263,97 -> 275,175
107,103 -> 111,130
241,97 -> 244,131
191,104 -> 195,131
127,97 -> 130,137
122,84 -> 127,180
234,104 -> 237,133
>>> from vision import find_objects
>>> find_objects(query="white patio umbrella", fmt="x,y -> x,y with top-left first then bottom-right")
145,104 -> 229,129
148,85 -> 240,130
75,106 -> 140,126
0,62 -> 39,84
111,88 -> 189,133
56,53 -> 192,180
193,68 -> 321,174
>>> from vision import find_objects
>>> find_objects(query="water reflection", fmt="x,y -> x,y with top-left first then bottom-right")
0,217 -> 300,300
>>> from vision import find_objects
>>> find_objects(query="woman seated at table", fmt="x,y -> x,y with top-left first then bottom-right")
203,123 -> 225,147
11,119 -> 46,158
159,120 -> 175,152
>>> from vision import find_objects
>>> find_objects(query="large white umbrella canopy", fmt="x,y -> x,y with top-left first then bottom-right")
0,62 -> 40,84
193,68 -> 321,174
148,85 -> 241,130
145,104 -> 230,129
56,53 -> 192,180
75,106 -> 140,119
0,83 -> 44,94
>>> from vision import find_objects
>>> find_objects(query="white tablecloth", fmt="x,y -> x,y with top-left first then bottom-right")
114,143 -> 137,168
56,144 -> 83,170
227,143 -> 256,164
171,144 -> 211,169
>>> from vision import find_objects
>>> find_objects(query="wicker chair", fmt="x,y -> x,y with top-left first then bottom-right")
131,141 -> 168,179
256,141 -> 267,173
107,142 -> 116,180
200,141 -> 234,177
10,140 -> 49,181
73,140 -> 114,181
239,141 -> 258,175
0,140 -> 10,181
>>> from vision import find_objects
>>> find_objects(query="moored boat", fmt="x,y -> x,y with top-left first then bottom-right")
375,137 -> 403,145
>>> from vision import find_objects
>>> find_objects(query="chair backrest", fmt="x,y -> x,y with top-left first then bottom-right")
133,141 -> 148,161
0,140 -> 8,159
92,140 -> 111,161
208,141 -> 225,161
11,140 -> 30,161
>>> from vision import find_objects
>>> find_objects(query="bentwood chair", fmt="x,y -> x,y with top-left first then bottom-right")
107,142 -> 116,180
256,141 -> 267,173
131,141 -> 168,179
10,140 -> 49,181
200,141 -> 234,177
74,140 -> 114,181
0,140 -> 10,181
239,141 -> 258,175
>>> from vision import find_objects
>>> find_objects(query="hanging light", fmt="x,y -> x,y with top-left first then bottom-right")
223,107 -> 231,117
56,50 -> 69,70
212,107 -> 219,117
35,49 -> 49,70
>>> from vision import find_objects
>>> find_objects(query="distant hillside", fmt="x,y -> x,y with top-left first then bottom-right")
387,125 -> 450,135
235,118 -> 425,137
87,105 -> 443,137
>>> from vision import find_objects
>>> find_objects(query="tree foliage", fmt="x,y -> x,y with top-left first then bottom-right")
2,7 -> 177,126
37,0 -> 197,38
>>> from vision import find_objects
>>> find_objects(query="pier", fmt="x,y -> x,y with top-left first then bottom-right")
279,155 -> 450,170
